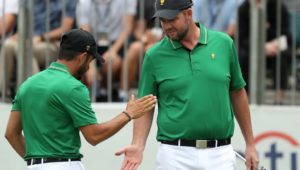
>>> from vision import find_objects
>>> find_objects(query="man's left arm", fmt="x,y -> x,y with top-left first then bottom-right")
41,17 -> 75,41
230,88 -> 259,170
38,0 -> 76,42
110,14 -> 135,54
0,13 -> 17,36
5,111 -> 25,158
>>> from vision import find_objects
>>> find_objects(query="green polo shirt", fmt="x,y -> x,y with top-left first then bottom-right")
12,62 -> 97,160
138,23 -> 246,141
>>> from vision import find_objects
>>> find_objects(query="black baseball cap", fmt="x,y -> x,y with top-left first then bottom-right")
60,29 -> 104,63
153,0 -> 193,20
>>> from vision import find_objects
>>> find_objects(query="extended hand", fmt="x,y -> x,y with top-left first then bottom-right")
115,145 -> 143,170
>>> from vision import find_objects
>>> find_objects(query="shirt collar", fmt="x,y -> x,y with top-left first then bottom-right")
168,23 -> 208,50
198,23 -> 208,45
48,62 -> 71,74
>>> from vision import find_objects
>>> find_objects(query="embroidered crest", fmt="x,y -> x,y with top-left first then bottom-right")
86,45 -> 90,51
211,53 -> 216,59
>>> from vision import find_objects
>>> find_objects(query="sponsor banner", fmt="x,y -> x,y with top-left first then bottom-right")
233,106 -> 300,170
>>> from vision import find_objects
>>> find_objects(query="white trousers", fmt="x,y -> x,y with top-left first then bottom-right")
156,144 -> 236,170
27,161 -> 85,170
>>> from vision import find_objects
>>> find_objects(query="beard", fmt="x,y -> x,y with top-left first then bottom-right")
176,25 -> 189,41
75,63 -> 89,80
165,17 -> 189,41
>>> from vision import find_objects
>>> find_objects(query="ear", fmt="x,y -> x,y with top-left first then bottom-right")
187,8 -> 193,18
78,52 -> 86,63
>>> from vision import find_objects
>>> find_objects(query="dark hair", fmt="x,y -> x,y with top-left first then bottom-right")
58,48 -> 81,61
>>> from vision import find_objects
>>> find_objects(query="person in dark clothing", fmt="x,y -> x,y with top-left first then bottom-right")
238,0 -> 292,104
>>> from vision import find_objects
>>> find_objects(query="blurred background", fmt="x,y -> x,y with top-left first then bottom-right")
0,0 -> 300,169
0,0 -> 300,105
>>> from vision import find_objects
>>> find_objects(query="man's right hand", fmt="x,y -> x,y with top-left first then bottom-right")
115,144 -> 144,170
125,94 -> 156,119
265,41 -> 279,56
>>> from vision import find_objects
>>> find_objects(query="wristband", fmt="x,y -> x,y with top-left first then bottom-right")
122,111 -> 132,121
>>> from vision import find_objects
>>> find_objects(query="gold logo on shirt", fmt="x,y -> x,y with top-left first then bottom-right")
160,0 -> 165,5
211,53 -> 216,59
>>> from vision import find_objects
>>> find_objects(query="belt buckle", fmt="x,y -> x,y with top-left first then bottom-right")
196,140 -> 207,148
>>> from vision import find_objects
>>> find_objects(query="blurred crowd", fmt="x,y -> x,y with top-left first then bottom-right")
0,0 -> 300,104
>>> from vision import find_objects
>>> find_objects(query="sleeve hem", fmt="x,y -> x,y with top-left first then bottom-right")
75,122 -> 98,128
230,82 -> 246,91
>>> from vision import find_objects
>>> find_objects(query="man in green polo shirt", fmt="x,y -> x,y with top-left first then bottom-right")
5,29 -> 157,170
116,0 -> 259,170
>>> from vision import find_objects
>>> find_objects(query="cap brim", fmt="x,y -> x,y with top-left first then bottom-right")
152,9 -> 180,20
93,52 -> 105,63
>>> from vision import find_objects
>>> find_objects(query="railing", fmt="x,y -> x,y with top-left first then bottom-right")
1,0 -> 300,104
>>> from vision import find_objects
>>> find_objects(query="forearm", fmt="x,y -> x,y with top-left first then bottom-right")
5,111 -> 25,158
43,17 -> 74,41
0,14 -> 16,36
111,15 -> 134,53
6,134 -> 25,158
96,113 -> 130,142
132,109 -> 154,149
81,112 -> 130,145
79,24 -> 91,32
111,32 -> 126,53
230,88 -> 255,146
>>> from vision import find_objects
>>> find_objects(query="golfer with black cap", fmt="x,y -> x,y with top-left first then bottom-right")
116,0 -> 259,169
5,29 -> 157,170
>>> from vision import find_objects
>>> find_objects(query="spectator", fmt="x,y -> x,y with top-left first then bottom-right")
76,0 -> 137,101
119,0 -> 162,101
0,0 -> 76,99
238,0 -> 292,104
0,0 -> 18,39
31,0 -> 77,70
0,0 -> 18,98
192,0 -> 244,37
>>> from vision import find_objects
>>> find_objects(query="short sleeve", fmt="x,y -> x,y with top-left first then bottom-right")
138,53 -> 157,98
126,0 -> 137,15
230,41 -> 246,90
76,0 -> 92,26
64,85 -> 97,127
5,0 -> 18,14
11,90 -> 21,111
65,0 -> 77,19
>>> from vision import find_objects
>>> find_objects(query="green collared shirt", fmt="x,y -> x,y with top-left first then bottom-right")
138,23 -> 245,141
12,62 -> 97,160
